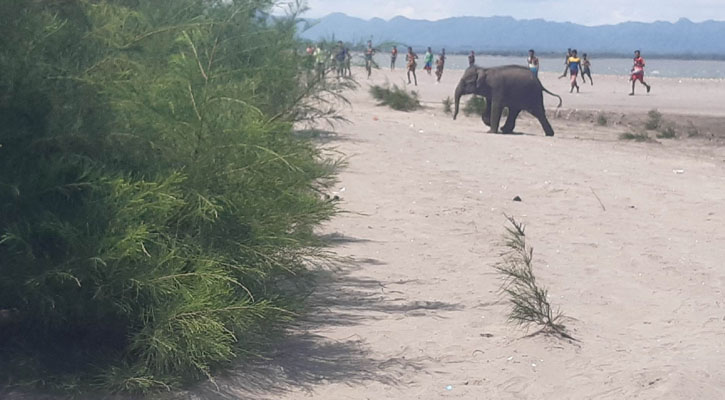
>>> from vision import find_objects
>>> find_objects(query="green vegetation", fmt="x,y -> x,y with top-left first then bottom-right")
596,113 -> 608,126
657,125 -> 677,139
442,97 -> 453,114
463,96 -> 487,117
686,121 -> 700,137
619,132 -> 656,142
369,84 -> 422,111
645,109 -> 663,130
0,0 -> 348,394
495,216 -> 573,340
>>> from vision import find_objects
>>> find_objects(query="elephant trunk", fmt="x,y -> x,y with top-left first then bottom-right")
453,84 -> 463,120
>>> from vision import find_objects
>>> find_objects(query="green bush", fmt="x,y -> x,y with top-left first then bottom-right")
619,132 -> 655,142
0,0 -> 343,394
645,109 -> 663,130
463,96 -> 487,117
442,97 -> 453,114
369,84 -> 421,111
596,113 -> 608,126
657,125 -> 677,139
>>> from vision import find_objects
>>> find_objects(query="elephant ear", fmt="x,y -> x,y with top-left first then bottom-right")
475,69 -> 487,91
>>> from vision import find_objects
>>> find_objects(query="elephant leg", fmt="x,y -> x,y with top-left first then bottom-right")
501,108 -> 521,134
488,100 -> 503,133
482,96 -> 492,126
532,104 -> 555,136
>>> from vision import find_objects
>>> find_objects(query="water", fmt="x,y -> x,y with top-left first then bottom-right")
375,54 -> 725,79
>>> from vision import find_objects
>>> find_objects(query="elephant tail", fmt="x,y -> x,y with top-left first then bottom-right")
542,86 -> 563,108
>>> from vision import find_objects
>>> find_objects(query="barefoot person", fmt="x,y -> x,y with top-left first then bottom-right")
568,49 -> 581,93
390,45 -> 398,70
406,47 -> 418,86
581,53 -> 593,85
423,47 -> 434,75
559,48 -> 572,78
435,48 -> 446,83
468,50 -> 476,67
630,50 -> 651,95
527,49 -> 539,78
364,40 -> 376,79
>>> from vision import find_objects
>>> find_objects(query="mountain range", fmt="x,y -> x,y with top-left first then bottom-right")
299,13 -> 725,57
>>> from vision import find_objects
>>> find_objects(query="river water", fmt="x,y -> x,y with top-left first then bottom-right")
374,54 -> 725,79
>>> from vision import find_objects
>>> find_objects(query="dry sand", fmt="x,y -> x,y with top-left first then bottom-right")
193,67 -> 725,399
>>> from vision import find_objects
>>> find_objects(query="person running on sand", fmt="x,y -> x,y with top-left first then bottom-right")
468,51 -> 476,67
344,47 -> 352,77
334,41 -> 346,78
423,47 -> 434,75
558,48 -> 572,79
568,49 -> 581,93
390,46 -> 398,70
365,40 -> 376,79
313,44 -> 326,80
527,49 -> 539,78
630,50 -> 651,95
435,49 -> 446,83
581,53 -> 593,85
406,47 -> 418,86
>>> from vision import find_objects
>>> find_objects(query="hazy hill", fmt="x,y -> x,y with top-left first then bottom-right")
299,13 -> 725,57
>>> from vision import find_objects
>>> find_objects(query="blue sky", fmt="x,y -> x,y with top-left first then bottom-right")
290,0 -> 725,26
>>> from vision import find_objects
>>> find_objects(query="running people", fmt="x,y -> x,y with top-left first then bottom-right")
630,50 -> 651,95
406,47 -> 418,86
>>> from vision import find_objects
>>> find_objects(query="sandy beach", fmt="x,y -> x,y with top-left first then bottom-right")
191,67 -> 725,399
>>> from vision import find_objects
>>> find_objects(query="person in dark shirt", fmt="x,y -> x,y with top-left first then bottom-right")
468,51 -> 476,67
435,48 -> 446,83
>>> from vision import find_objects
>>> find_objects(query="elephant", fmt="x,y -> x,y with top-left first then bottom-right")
453,65 -> 562,136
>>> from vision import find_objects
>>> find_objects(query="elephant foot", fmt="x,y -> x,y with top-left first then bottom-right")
545,131 -> 555,137
501,127 -> 514,134
487,128 -> 499,134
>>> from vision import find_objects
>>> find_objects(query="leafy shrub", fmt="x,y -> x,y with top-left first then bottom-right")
442,97 -> 453,114
657,125 -> 677,139
645,109 -> 663,130
0,0 -> 344,394
463,96 -> 487,117
495,216 -> 573,339
369,84 -> 421,111
619,132 -> 655,142
596,113 -> 608,126
686,121 -> 700,137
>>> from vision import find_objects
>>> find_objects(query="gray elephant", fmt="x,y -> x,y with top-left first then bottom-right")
453,65 -> 562,136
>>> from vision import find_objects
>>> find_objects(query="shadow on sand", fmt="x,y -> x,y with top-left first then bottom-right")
185,236 -> 462,400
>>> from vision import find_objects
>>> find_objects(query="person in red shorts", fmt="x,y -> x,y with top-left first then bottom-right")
630,50 -> 651,95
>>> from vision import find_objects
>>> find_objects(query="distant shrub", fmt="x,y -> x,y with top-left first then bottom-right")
442,97 -> 453,114
620,132 -> 655,142
645,109 -> 663,130
369,84 -> 421,111
463,96 -> 487,117
657,125 -> 676,139
596,113 -> 608,126
686,121 -> 700,137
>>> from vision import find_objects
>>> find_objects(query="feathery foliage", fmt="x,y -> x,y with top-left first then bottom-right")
619,132 -> 655,142
0,0 -> 347,394
442,97 -> 453,114
463,95 -> 487,117
495,216 -> 573,340
369,84 -> 422,111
